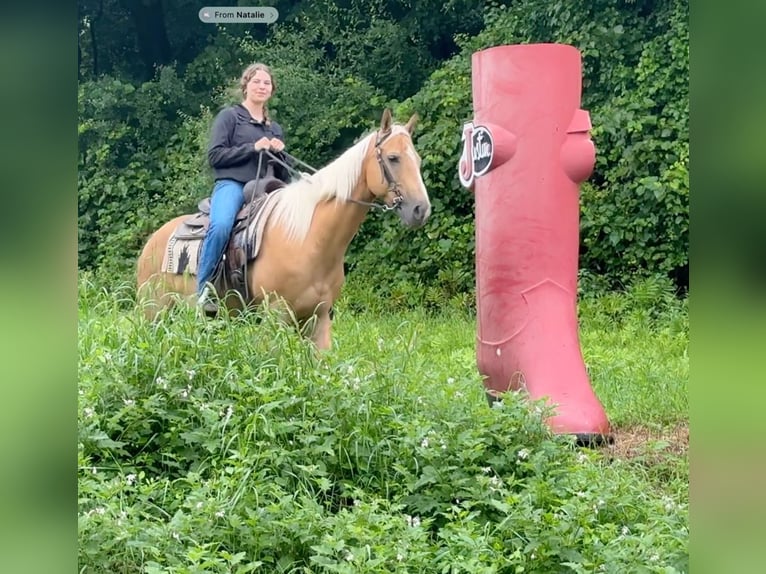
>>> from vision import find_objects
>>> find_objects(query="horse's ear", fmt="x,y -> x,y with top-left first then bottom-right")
405,113 -> 419,135
380,108 -> 393,133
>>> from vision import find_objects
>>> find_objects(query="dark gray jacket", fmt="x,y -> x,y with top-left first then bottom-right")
206,104 -> 289,184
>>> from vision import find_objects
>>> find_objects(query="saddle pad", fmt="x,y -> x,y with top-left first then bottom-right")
162,235 -> 203,276
160,191 -> 282,275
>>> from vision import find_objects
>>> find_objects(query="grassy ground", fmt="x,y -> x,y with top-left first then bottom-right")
78,274 -> 688,573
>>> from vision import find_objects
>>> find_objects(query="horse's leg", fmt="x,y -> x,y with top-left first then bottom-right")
137,273 -> 188,321
311,308 -> 333,351
136,279 -> 165,321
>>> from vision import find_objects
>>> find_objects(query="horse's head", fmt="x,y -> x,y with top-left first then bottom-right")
363,109 -> 431,228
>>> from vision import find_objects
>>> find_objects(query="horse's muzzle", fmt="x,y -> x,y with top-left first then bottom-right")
400,200 -> 431,228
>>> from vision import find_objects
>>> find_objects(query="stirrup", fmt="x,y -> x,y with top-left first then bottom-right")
197,286 -> 218,317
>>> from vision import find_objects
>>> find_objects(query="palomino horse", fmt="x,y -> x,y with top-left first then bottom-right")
136,109 -> 431,349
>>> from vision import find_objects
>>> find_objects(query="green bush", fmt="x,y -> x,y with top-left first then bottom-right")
580,0 -> 689,284
78,77 -> 212,275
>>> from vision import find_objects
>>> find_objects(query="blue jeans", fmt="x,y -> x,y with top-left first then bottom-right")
196,179 -> 245,294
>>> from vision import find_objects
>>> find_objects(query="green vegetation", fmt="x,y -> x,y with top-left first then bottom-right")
78,273 -> 688,573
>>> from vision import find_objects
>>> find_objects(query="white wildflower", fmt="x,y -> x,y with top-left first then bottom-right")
186,369 -> 196,380
454,391 -> 463,398
396,553 -> 404,561
447,377 -> 455,384
172,532 -> 180,541
622,526 -> 630,536
83,407 -> 94,418
125,473 -> 136,486
196,501 -> 204,509
377,338 -> 384,351
405,514 -> 421,528
577,452 -> 588,463
421,438 -> 429,448
482,466 -> 492,474
650,554 -> 659,562
593,500 -> 605,514
517,448 -> 530,460
215,510 -> 225,518
156,376 -> 167,389
123,399 -> 135,407
91,467 -> 98,475
345,551 -> 354,562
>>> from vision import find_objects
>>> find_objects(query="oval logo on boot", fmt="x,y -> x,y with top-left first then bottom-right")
471,126 -> 494,176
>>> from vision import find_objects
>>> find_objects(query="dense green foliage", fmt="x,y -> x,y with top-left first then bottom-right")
79,273 -> 688,572
78,0 -> 688,293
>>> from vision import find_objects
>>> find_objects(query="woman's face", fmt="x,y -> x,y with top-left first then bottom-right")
246,70 -> 273,104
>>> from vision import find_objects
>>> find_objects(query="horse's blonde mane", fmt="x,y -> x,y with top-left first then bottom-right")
267,131 -> 376,242
268,125 -> 412,242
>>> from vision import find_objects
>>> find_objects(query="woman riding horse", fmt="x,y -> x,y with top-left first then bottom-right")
136,108 -> 431,350
197,62 -> 290,315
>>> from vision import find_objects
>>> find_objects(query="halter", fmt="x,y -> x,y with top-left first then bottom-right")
263,129 -> 405,212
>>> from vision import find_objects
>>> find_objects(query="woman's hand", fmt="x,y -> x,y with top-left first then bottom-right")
254,136 -> 272,151
269,138 -> 285,152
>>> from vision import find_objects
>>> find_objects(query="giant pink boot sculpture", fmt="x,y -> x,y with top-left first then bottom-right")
458,44 -> 611,445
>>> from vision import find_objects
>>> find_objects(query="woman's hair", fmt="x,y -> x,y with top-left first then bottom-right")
238,62 -> 275,123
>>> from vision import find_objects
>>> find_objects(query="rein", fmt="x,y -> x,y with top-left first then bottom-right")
263,129 -> 404,212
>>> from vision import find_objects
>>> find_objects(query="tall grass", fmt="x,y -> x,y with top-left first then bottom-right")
79,273 -> 688,573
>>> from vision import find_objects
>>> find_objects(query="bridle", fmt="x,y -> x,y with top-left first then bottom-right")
357,128 -> 404,211
264,129 -> 406,212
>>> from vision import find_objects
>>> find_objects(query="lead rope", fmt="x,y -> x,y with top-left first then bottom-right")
264,150 -> 316,180
264,149 -> 399,212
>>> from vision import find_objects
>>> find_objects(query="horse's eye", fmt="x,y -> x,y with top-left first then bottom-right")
387,154 -> 400,162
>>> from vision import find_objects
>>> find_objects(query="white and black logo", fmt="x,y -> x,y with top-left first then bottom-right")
458,122 -> 495,188
471,126 -> 493,175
